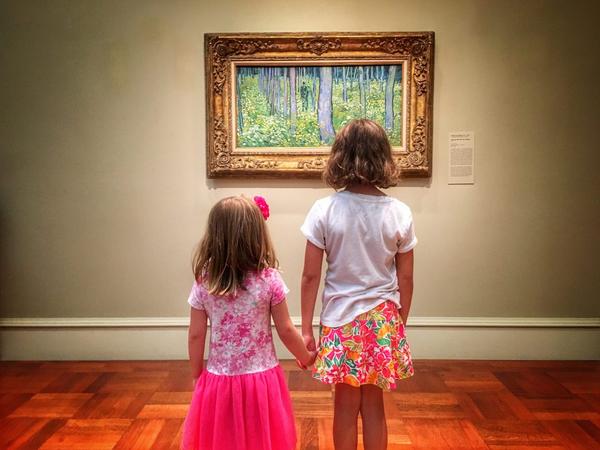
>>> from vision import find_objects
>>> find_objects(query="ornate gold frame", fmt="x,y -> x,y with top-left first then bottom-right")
205,32 -> 434,178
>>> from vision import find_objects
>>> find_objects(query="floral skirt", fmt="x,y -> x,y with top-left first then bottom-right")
313,300 -> 414,390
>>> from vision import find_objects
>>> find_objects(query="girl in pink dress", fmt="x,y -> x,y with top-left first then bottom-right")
182,195 -> 316,450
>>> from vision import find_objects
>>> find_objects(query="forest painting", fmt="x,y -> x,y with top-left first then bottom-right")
205,32 -> 434,178
235,65 -> 403,148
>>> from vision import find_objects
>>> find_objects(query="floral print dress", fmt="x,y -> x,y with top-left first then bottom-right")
182,268 -> 296,450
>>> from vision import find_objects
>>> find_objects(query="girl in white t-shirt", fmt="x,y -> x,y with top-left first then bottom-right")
300,119 -> 416,450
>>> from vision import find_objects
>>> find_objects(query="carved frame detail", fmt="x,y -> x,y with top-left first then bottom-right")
205,32 -> 434,178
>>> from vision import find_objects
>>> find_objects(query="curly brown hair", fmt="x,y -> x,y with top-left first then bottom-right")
322,119 -> 400,189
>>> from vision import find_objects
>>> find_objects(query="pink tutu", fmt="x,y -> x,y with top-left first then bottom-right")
182,364 -> 296,450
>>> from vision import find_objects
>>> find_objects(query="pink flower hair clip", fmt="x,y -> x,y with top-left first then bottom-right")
253,195 -> 270,220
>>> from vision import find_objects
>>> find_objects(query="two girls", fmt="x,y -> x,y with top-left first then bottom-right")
183,119 -> 415,450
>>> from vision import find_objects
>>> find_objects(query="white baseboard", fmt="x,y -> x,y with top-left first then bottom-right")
1,316 -> 599,360
2,316 -> 599,328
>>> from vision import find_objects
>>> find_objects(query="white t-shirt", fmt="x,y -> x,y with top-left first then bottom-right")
301,191 -> 417,327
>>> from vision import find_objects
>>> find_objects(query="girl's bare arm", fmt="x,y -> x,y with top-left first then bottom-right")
188,307 -> 208,384
272,300 -> 316,366
301,241 -> 324,350
395,250 -> 414,325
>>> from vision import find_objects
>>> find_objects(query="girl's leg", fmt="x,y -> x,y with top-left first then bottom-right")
360,385 -> 387,450
333,383 -> 361,450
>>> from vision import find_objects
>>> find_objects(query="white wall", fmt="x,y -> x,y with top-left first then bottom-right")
1,0 -> 598,359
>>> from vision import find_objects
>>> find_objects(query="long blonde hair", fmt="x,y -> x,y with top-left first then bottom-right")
192,196 -> 278,296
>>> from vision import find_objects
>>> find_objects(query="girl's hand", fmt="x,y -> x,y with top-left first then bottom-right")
296,350 -> 317,370
400,310 -> 409,326
307,350 -> 317,367
192,377 -> 198,389
295,359 -> 307,370
301,334 -> 317,369
302,332 -> 316,352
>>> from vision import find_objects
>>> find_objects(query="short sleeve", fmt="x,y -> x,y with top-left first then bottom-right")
266,269 -> 290,307
187,281 -> 208,310
300,201 -> 326,249
397,210 -> 418,253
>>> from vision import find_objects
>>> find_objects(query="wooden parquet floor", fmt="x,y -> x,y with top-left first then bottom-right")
0,360 -> 599,449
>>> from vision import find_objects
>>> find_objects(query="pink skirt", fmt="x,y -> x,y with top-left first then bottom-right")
182,364 -> 296,450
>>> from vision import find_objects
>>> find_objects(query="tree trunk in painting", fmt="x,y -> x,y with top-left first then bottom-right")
385,66 -> 397,131
289,67 -> 297,137
318,66 -> 335,144
275,69 -> 282,115
269,69 -> 276,115
283,69 -> 288,115
265,68 -> 271,111
258,69 -> 264,95
358,66 -> 366,117
276,69 -> 281,114
365,66 -> 370,100
237,73 -> 243,132
312,72 -> 317,111
342,67 -> 348,102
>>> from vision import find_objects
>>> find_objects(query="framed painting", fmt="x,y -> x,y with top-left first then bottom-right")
205,32 -> 434,178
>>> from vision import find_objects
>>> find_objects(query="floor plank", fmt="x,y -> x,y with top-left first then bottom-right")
38,419 -> 131,450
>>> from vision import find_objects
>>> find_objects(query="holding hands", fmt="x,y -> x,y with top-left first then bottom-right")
296,332 -> 318,370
